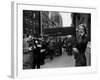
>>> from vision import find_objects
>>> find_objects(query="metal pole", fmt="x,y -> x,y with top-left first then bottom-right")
40,11 -> 43,38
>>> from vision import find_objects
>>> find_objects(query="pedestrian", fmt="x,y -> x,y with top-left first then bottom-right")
57,38 -> 63,56
40,40 -> 47,65
32,39 -> 41,69
48,40 -> 54,60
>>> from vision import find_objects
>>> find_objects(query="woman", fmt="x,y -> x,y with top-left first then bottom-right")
73,24 -> 88,66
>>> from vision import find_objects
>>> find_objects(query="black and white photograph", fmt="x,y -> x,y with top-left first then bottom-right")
23,10 -> 91,69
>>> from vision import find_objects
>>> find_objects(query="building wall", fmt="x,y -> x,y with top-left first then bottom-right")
23,10 -> 41,37
72,13 -> 91,41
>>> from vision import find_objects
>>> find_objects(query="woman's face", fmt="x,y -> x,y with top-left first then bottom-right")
78,26 -> 85,36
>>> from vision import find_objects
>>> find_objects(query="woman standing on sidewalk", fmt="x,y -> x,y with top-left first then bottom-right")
73,24 -> 88,66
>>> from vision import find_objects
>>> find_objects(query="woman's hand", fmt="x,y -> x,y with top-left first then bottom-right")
72,47 -> 79,53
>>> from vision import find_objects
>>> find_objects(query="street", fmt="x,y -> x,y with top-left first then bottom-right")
41,49 -> 75,68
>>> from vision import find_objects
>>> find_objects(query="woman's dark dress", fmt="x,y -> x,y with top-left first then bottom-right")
74,36 -> 88,66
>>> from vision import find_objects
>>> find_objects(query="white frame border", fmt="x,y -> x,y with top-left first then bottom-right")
11,1 -> 97,78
